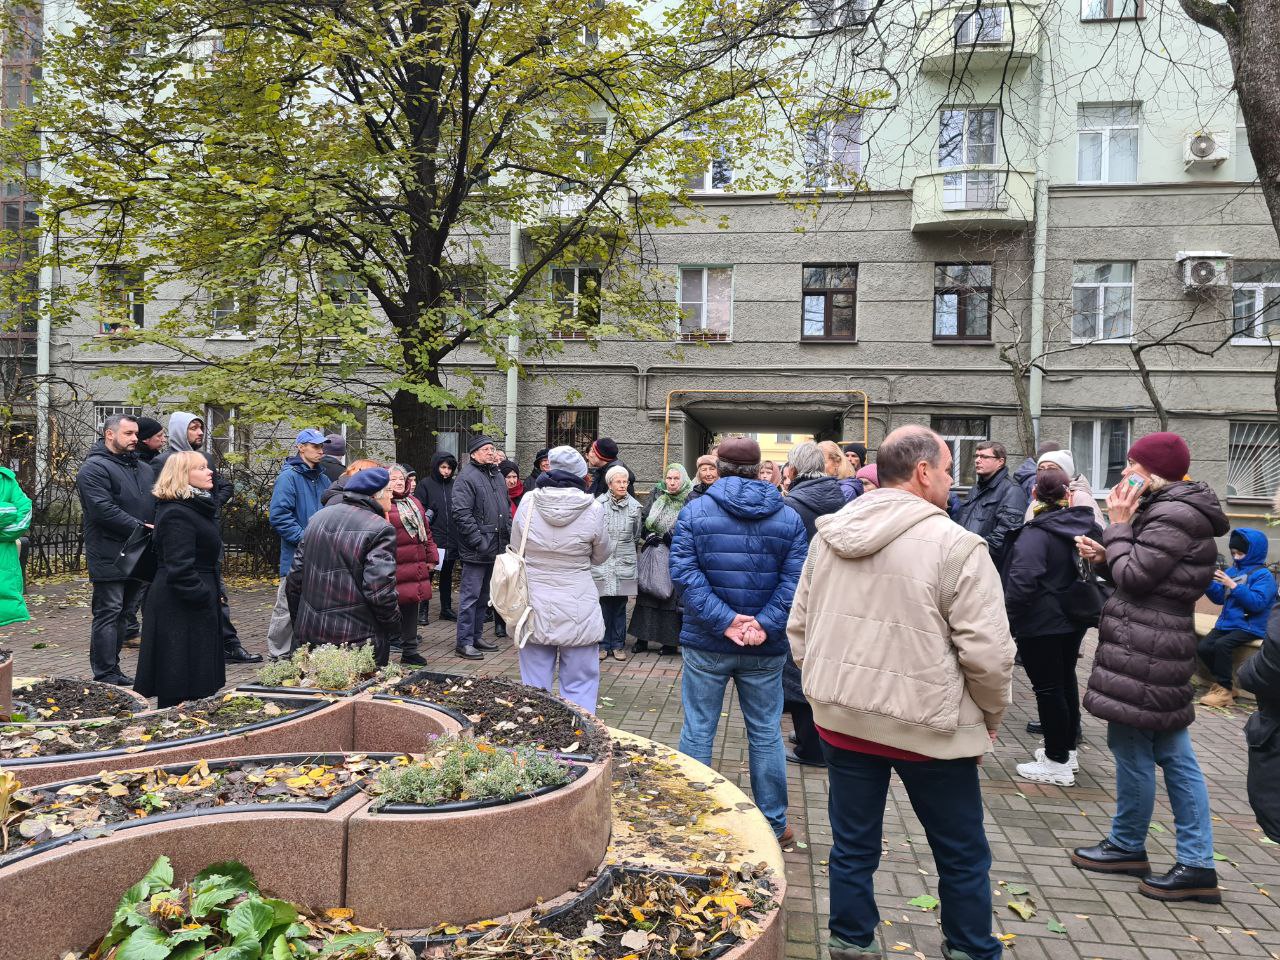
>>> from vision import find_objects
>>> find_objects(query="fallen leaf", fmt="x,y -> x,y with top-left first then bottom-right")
1007,898 -> 1036,921
1047,919 -> 1067,935
907,895 -> 939,911
620,930 -> 649,951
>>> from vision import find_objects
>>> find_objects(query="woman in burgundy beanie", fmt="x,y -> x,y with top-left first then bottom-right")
1070,429 -> 1230,904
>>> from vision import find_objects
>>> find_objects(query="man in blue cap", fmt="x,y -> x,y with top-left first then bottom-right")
266,428 -> 331,659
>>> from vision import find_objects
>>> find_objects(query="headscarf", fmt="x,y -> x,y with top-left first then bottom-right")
646,463 -> 692,535
389,466 -> 428,541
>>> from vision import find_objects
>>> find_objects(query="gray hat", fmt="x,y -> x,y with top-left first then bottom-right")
548,445 -> 588,477
468,435 -> 496,454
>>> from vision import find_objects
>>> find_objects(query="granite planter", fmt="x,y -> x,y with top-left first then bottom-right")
351,695 -> 467,753
344,754 -> 613,929
8,676 -> 148,725
235,675 -> 381,699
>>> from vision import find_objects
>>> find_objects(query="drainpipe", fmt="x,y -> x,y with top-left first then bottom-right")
504,220 -> 521,453
1027,33 -> 1052,449
35,264 -> 50,477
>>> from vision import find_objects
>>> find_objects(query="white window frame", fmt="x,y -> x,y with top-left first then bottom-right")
1231,261 -> 1280,345
1071,262 -> 1135,343
1227,421 -> 1280,501
1077,104 -> 1140,184
204,405 -> 249,465
1080,0 -> 1142,20
685,129 -> 733,192
805,116 -> 862,189
206,291 -> 257,339
954,6 -> 1004,44
930,416 -> 989,490
804,0 -> 870,30
678,265 -> 734,341
100,265 -> 145,333
550,265 -> 602,338
938,107 -> 1001,211
1071,418 -> 1130,493
94,404 -> 143,433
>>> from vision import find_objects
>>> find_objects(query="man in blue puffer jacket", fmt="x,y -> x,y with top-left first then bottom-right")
1198,527 -> 1278,708
670,435 -> 809,844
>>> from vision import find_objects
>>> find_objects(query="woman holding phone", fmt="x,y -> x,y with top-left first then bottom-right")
1071,432 -> 1229,905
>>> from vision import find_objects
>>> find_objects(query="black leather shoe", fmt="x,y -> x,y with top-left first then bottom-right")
441,608 -> 457,621
225,646 -> 264,664
455,645 -> 484,660
1026,719 -> 1043,735
1139,863 -> 1221,904
660,645 -> 679,656
400,653 -> 428,667
417,608 -> 430,625
493,624 -> 507,639
632,640 -> 650,653
475,638 -> 499,652
1070,839 -> 1150,876
785,748 -> 826,768
101,672 -> 134,686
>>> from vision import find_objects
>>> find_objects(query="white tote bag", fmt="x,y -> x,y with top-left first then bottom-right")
489,492 -> 537,647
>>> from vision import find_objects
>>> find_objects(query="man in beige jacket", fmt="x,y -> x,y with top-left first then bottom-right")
787,425 -> 1014,960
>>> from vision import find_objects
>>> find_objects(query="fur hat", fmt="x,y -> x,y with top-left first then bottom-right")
717,436 -> 762,466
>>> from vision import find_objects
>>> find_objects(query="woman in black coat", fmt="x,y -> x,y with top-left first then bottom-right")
1238,605 -> 1280,842
421,452 -> 459,621
134,451 -> 226,708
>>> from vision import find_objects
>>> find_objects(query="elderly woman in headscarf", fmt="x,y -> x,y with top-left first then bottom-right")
629,462 -> 692,656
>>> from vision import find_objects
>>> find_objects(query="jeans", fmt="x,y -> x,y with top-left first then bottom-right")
436,550 -> 458,613
519,643 -> 601,714
1106,721 -> 1215,869
89,579 -> 144,680
456,561 -> 493,649
122,582 -> 148,640
397,602 -> 420,657
822,742 -> 1000,960
1197,628 -> 1255,687
1016,630 -> 1084,763
678,648 -> 788,836
599,596 -> 628,651
266,580 -> 294,659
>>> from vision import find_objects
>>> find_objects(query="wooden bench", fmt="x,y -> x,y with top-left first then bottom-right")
1193,611 -> 1263,700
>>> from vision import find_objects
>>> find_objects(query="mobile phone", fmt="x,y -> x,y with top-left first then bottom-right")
1125,475 -> 1146,494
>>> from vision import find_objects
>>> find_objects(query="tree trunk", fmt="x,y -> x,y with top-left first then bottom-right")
391,387 -> 443,470
1131,347 -> 1171,431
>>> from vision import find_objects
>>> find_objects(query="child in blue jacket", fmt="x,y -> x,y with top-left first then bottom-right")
1199,527 -> 1278,707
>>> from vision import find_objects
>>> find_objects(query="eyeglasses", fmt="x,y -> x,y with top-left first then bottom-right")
974,454 -> 1001,461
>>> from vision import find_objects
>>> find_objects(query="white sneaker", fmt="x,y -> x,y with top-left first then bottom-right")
1035,747 -> 1079,772
1017,755 -> 1075,786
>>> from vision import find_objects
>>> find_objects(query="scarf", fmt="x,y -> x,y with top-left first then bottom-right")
508,479 -> 525,517
646,463 -> 691,535
394,492 -> 428,541
189,486 -> 212,500
536,469 -> 588,490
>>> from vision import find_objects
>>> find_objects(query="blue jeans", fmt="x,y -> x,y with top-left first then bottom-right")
678,648 -> 788,835
821,743 -> 1000,960
1106,721 -> 1215,869
599,596 -> 628,651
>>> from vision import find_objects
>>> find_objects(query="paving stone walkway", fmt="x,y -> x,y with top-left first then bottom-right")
4,577 -> 1279,960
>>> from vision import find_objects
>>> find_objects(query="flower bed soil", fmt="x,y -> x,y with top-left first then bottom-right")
387,673 -> 605,758
0,695 -> 306,762
9,677 -> 146,722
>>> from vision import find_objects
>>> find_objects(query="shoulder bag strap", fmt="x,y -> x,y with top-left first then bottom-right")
939,535 -> 984,621
516,492 -> 536,558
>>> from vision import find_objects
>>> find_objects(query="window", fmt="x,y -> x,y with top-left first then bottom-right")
801,264 -> 857,340
1081,0 -> 1142,19
1071,419 -> 1129,492
546,407 -> 599,452
436,409 -> 484,458
931,416 -> 988,488
100,265 -> 144,333
321,269 -> 366,306
776,433 -> 793,444
322,407 -> 367,455
1227,422 -> 1280,501
0,199 -> 37,266
804,0 -> 870,30
685,130 -> 732,191
208,289 -> 257,336
555,120 -> 607,195
204,405 -> 250,467
444,270 -> 487,334
1232,261 -> 1280,343
550,266 -> 601,338
804,116 -> 862,188
1077,104 -> 1139,184
934,264 -> 991,340
954,6 -> 1004,43
1072,262 -> 1134,341
679,266 -> 733,341
94,404 -> 142,433
938,108 -> 1000,210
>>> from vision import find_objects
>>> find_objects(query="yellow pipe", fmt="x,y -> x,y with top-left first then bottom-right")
661,388 -> 870,469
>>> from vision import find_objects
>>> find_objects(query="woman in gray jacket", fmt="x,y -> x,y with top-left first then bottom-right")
594,465 -> 644,663
513,446 -> 612,713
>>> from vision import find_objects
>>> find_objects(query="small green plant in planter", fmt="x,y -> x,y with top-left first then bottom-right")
372,737 -> 570,808
254,644 -> 400,691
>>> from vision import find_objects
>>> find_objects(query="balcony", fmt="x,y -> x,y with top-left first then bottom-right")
918,1 -> 1042,75
910,166 -> 1035,231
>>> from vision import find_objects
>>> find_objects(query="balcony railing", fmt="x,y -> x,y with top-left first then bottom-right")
911,165 -> 1035,231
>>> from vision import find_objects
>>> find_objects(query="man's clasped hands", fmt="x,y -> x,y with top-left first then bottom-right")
724,613 -> 768,647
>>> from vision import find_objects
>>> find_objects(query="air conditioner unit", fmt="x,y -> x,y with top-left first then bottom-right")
1176,251 -> 1232,292
1184,131 -> 1230,169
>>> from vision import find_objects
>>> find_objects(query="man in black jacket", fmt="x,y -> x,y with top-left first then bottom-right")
586,437 -> 635,498
76,414 -> 156,684
1239,605 -> 1280,842
451,436 -> 511,659
952,440 -> 1028,567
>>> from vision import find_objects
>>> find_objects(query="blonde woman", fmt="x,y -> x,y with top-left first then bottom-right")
818,440 -> 862,502
134,451 -> 225,708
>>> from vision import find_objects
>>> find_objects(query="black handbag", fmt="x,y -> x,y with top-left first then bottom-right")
115,525 -> 155,581
1063,556 -> 1110,628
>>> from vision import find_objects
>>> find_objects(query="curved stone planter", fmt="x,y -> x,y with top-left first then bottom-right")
351,695 -> 468,753
9,676 -> 148,725
236,675 -> 380,699
344,755 -> 612,929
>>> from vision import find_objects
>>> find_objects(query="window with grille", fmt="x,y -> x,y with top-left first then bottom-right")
100,265 -> 145,333
436,409 -> 484,458
1072,262 -> 1134,341
1071,419 -> 1129,492
1227,422 -> 1280,501
1232,261 -> 1280,343
550,266 -> 602,338
931,416 -> 988,488
679,266 -> 733,341
1077,104 -> 1140,183
801,264 -> 857,340
546,407 -> 599,452
938,108 -> 1000,211
934,264 -> 991,340
94,404 -> 143,433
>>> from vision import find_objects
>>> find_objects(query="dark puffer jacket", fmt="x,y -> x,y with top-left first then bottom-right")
422,452 -> 458,549
784,476 -> 848,540
285,491 -> 401,660
387,492 -> 439,605
953,466 -> 1029,567
451,457 -> 511,564
75,440 -> 157,582
1238,606 -> 1280,842
670,475 -> 809,658
1083,481 -> 1229,732
1000,505 -> 1103,638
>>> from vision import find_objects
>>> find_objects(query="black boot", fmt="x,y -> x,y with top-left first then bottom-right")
493,623 -> 507,640
455,645 -> 484,660
440,607 -> 457,621
417,607 -> 429,626
1026,719 -> 1042,735
1139,864 -> 1221,904
475,637 -> 499,651
1070,839 -> 1150,876
632,640 -> 649,653
660,645 -> 679,656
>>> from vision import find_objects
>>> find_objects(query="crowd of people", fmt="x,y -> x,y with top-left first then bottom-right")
71,413 -> 1280,956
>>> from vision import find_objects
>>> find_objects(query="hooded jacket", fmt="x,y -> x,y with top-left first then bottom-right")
153,412 -> 233,512
76,439 -> 157,581
784,475 -> 848,540
1000,505 -> 1104,638
669,475 -> 809,658
1238,605 -> 1280,842
268,454 -> 331,576
513,488 -> 611,647
1083,481 -> 1230,732
452,455 -> 511,564
1013,456 -> 1038,501
1206,527 -> 1276,638
952,466 -> 1029,566
786,488 -> 1015,760
421,452 -> 458,549
592,492 -> 643,597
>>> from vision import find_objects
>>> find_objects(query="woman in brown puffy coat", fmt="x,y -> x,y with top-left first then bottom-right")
1070,432 -> 1228,905
386,464 -> 438,667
